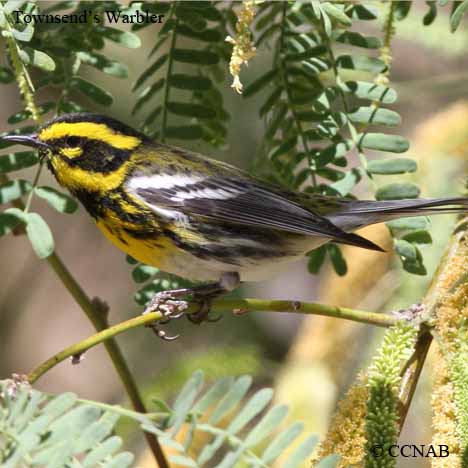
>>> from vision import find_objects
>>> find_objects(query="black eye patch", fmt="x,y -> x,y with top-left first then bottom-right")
66,136 -> 81,147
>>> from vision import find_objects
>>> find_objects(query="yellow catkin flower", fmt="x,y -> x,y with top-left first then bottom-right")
429,219 -> 468,468
226,0 -> 257,94
314,375 -> 369,467
431,344 -> 461,468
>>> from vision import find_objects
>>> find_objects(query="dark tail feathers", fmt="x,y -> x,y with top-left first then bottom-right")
328,196 -> 468,246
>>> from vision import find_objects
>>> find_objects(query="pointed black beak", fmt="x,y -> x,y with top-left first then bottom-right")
2,133 -> 50,150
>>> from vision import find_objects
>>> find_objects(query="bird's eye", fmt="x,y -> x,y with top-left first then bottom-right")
66,136 -> 81,147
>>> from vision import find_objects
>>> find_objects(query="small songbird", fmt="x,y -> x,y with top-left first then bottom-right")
4,113 -> 467,332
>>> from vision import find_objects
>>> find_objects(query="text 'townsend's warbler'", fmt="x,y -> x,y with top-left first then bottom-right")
4,113 -> 468,330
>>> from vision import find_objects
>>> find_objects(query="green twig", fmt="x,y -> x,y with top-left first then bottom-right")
27,298 -> 398,384
44,254 -> 168,468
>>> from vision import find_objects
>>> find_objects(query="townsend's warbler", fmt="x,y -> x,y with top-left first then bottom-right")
4,113 -> 468,333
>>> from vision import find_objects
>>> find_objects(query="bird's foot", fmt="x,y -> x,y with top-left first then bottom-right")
143,290 -> 189,341
392,303 -> 425,321
186,297 -> 222,325
143,273 -> 240,341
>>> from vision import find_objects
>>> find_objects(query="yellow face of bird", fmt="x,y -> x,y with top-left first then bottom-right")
4,113 -> 146,193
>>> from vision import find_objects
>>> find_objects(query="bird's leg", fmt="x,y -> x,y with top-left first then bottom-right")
144,272 -> 240,340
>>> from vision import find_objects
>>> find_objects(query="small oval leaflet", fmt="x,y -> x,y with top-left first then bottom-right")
35,186 -> 78,214
25,212 -> 55,259
376,183 -> 420,200
367,158 -> 417,175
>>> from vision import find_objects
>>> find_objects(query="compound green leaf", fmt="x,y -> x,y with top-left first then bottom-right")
283,434 -> 319,468
101,26 -> 141,48
82,436 -> 122,468
244,405 -> 288,447
317,454 -> 340,468
270,136 -> 297,159
192,377 -> 234,415
77,51 -> 127,78
35,187 -> 78,214
3,1 -> 25,15
327,244 -> 347,276
331,168 -> 361,196
12,24 -> 33,42
0,66 -> 14,83
169,74 -> 212,91
168,370 -> 204,435
308,246 -> 327,273
451,0 -> 468,31
0,151 -> 37,173
8,103 -> 54,124
350,4 -> 378,20
395,239 -> 418,261
165,126 -> 203,140
321,2 -> 352,25
132,54 -> 167,91
0,210 -> 22,236
133,79 -> 165,114
335,31 -> 381,49
243,69 -> 278,97
402,230 -> 432,244
101,451 -> 134,468
167,102 -> 216,119
337,55 -> 386,73
0,179 -> 31,204
173,49 -> 219,65
176,7 -> 207,32
70,77 -> 113,106
394,1 -> 412,20
209,376 -> 252,425
143,106 -> 162,127
259,88 -> 282,117
226,389 -> 273,435
126,254 -> 138,265
341,81 -> 397,104
261,422 -> 304,464
131,264 -> 159,283
26,49 -> 55,72
177,24 -> 222,42
387,217 -> 429,231
316,140 -> 352,167
395,240 -> 427,275
168,455 -> 197,468
285,45 -> 327,62
423,1 -> 437,25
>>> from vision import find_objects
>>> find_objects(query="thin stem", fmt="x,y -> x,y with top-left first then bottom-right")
24,161 -> 44,213
160,4 -> 178,143
28,298 -> 397,383
398,327 -> 432,427
45,254 -> 168,468
278,2 -> 317,187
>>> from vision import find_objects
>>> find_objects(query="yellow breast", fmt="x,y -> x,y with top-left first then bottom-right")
96,216 -> 174,267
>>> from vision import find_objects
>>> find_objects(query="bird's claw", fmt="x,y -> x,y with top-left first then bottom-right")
143,284 -> 225,339
186,299 -> 222,324
143,291 -> 189,341
146,324 -> 180,341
